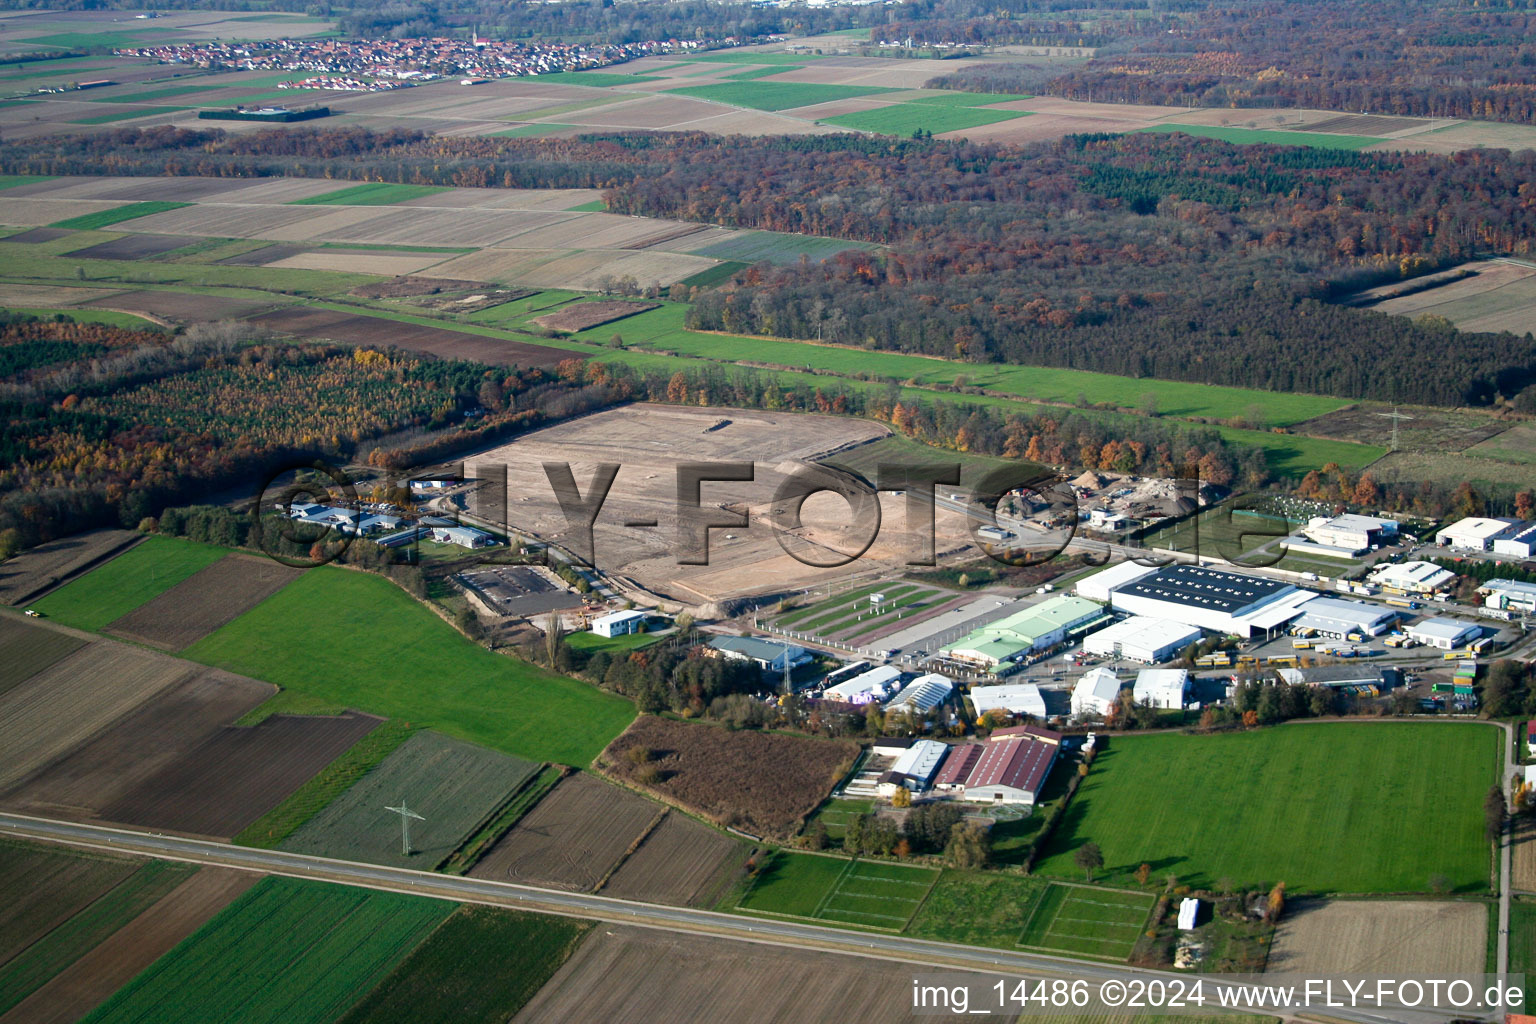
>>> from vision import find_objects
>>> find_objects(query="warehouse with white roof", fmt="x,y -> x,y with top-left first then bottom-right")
1082,616 -> 1202,664
1071,666 -> 1126,717
1437,517 -> 1523,551
1493,522 -> 1536,559
1480,579 -> 1536,614
1368,560 -> 1456,594
876,739 -> 950,796
968,682 -> 1047,719
1301,513 -> 1398,553
1133,668 -> 1190,709
883,673 -> 954,715
1108,564 -> 1316,639
824,665 -> 901,704
1075,560 -> 1160,603
1289,596 -> 1397,639
1406,617 -> 1479,650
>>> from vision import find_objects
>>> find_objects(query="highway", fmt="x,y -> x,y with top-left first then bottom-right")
0,812 -> 1485,1024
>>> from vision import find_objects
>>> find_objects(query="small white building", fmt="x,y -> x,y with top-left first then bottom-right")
1436,517 -> 1522,551
591,609 -> 647,638
1368,560 -> 1456,594
876,739 -> 949,797
1177,897 -> 1200,931
1071,667 -> 1125,717
824,665 -> 902,704
1133,668 -> 1190,709
1302,514 -> 1398,554
884,673 -> 954,715
432,524 -> 499,548
1082,616 -> 1201,664
708,635 -> 812,674
1406,617 -> 1479,650
969,682 -> 1047,719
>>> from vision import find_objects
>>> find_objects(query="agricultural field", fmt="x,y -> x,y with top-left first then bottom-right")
602,715 -> 860,840
0,858 -> 199,1019
290,184 -> 451,206
1137,123 -> 1380,150
800,797 -> 874,848
5,867 -> 259,1024
0,666 -> 274,823
533,299 -> 656,332
823,102 -> 1029,135
1467,422 -> 1536,466
182,565 -> 636,765
600,810 -> 749,907
690,230 -> 876,265
250,306 -> 574,367
0,528 -> 139,606
667,81 -> 896,111
906,869 -> 1049,950
1292,403 -> 1510,454
280,730 -> 540,869
1268,899 -> 1486,976
1512,899 -> 1536,1012
1033,723 -> 1500,893
0,615 -> 84,697
94,709 -> 381,838
30,536 -> 228,631
81,876 -> 453,1024
737,852 -> 939,930
1016,883 -> 1153,960
0,640 -> 187,791
333,906 -> 591,1024
1359,259 -> 1536,335
49,202 -> 190,231
1135,506 -> 1303,565
469,772 -> 660,891
102,554 -> 301,651
1514,817 -> 1536,893
0,839 -> 141,968
514,923 -> 977,1024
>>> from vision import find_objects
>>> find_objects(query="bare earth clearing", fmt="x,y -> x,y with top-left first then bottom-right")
1268,900 -> 1485,976
600,810 -> 746,907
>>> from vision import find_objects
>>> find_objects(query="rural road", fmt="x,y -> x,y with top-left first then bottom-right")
0,812 -> 1484,1024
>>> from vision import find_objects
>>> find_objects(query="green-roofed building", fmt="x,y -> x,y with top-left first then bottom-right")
942,595 -> 1108,668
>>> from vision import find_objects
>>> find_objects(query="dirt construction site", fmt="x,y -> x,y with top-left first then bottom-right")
461,405 -> 985,608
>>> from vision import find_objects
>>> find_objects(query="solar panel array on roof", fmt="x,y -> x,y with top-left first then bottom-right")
1116,564 -> 1292,615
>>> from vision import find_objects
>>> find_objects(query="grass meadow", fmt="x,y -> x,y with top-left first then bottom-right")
32,537 -> 228,631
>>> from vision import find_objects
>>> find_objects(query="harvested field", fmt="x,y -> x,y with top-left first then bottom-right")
1510,818 -> 1536,893
1469,422 -> 1536,466
514,249 -> 716,289
0,284 -> 125,308
0,616 -> 85,697
1,868 -> 260,1024
31,536 -> 228,631
425,247 -> 574,284
0,198 -> 125,227
1268,899 -> 1485,976
0,838 -> 139,968
0,668 -> 274,823
1289,404 -> 1508,453
1294,113 -> 1433,135
470,773 -> 660,891
63,233 -> 198,260
1,227 -> 72,243
512,924 -> 1010,1023
533,299 -> 657,332
0,528 -> 140,606
280,730 -> 539,869
7,176 -> 254,203
0,641 -> 186,791
263,250 -> 453,275
215,242 -> 307,266
96,710 -> 381,838
601,716 -> 858,840
104,554 -> 302,651
80,289 -> 277,322
349,275 -> 497,298
1362,260 -> 1536,334
601,811 -> 746,907
249,306 -> 574,367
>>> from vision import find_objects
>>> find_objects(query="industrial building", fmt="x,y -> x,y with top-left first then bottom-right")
431,524 -> 500,549
707,635 -> 812,674
1133,668 -> 1190,709
823,664 -> 902,704
1436,517 -> 1524,551
1276,665 -> 1401,689
1108,564 -> 1315,639
1288,597 -> 1397,639
1081,616 -> 1202,664
931,728 -> 1062,805
1406,617 -> 1479,650
1493,523 -> 1536,559
876,739 -> 950,796
883,673 -> 954,715
1075,560 -> 1159,603
1071,667 -> 1125,717
286,503 -> 402,536
1368,560 -> 1456,594
1480,579 -> 1536,615
968,682 -> 1047,719
942,595 -> 1108,668
1301,514 -> 1398,554
590,609 -> 647,638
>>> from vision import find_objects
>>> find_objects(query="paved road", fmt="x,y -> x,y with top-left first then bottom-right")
0,812 -> 1484,1024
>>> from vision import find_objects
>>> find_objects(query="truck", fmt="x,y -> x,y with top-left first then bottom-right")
1385,597 -> 1420,609
1292,639 -> 1312,649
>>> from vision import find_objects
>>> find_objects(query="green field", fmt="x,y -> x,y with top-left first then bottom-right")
182,566 -> 634,765
1017,883 -> 1152,959
824,103 -> 1028,136
1034,723 -> 1500,893
280,730 -> 540,868
667,81 -> 897,111
901,90 -> 1034,106
688,52 -> 830,65
48,201 -> 190,230
290,183 -> 451,206
692,230 -> 875,265
0,860 -> 195,1015
1135,506 -> 1302,564
81,877 -> 452,1024
547,71 -> 662,88
723,64 -> 803,81
31,537 -> 228,630
93,84 -> 221,104
678,261 -> 746,289
234,719 -> 419,849
801,797 -> 873,845
334,906 -> 591,1024
1511,898 -> 1536,1011
1137,124 -> 1381,151
492,122 -> 576,138
565,628 -> 663,653
736,852 -> 938,929
906,870 -> 1049,949
0,175 -> 54,190
68,106 -> 188,125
